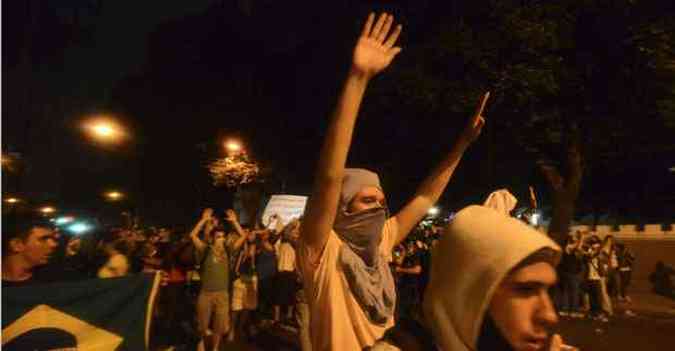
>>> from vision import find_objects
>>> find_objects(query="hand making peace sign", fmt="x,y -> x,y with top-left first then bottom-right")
459,92 -> 489,145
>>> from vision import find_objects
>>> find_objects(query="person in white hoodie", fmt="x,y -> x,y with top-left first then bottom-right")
371,205 -> 576,351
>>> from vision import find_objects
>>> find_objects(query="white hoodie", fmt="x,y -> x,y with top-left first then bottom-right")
423,205 -> 560,351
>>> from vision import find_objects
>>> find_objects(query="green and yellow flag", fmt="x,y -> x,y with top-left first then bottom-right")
2,273 -> 160,350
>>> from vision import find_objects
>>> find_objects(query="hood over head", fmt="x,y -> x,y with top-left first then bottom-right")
423,205 -> 560,351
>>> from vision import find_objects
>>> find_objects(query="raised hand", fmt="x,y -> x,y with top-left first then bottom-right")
224,209 -> 238,223
352,13 -> 403,78
459,92 -> 489,145
201,208 -> 213,221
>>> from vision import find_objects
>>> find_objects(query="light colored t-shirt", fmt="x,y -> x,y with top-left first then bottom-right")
588,256 -> 601,280
278,242 -> 296,272
298,218 -> 397,351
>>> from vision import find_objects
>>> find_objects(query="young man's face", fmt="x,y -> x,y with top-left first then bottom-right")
12,227 -> 59,267
488,261 -> 559,351
348,186 -> 386,213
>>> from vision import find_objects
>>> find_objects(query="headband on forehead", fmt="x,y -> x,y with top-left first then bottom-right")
340,168 -> 383,211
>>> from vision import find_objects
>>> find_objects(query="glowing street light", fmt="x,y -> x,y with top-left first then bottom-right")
224,140 -> 243,154
92,124 -> 116,137
104,191 -> 124,201
4,197 -> 20,204
39,206 -> 56,215
428,206 -> 440,217
82,116 -> 127,143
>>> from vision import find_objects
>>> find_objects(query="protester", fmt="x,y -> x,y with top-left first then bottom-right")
189,208 -> 246,351
254,224 -> 281,327
230,228 -> 259,342
582,235 -> 610,321
649,261 -> 675,299
141,241 -> 163,274
393,241 -> 422,321
601,235 -> 621,302
97,239 -> 132,278
297,12 -> 487,350
615,242 -> 635,303
273,218 -> 301,323
370,205 -> 576,351
2,211 -> 60,287
556,231 -> 586,318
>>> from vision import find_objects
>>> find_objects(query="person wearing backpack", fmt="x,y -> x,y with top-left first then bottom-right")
189,208 -> 247,351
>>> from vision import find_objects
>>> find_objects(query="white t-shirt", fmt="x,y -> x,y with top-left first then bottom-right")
277,242 -> 296,272
298,218 -> 397,351
588,256 -> 602,281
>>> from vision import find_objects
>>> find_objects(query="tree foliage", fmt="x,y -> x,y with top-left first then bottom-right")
378,0 -> 675,164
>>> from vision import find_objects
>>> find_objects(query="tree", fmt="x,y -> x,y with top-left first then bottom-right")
368,0 -> 675,241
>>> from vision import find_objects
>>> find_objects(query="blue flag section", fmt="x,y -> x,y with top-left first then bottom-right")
2,273 -> 160,350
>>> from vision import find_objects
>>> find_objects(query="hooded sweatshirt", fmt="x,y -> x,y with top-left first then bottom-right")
423,205 -> 560,351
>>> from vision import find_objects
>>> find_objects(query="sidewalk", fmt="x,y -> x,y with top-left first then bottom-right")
615,292 -> 675,318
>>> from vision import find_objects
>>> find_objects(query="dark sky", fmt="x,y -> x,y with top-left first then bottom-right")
3,1 -> 674,226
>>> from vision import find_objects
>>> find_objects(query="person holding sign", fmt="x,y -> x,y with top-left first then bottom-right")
297,12 -> 489,350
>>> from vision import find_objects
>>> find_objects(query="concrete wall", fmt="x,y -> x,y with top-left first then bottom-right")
570,224 -> 675,241
570,224 -> 675,293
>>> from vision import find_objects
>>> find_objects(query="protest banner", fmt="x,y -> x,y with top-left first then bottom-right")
261,195 -> 308,228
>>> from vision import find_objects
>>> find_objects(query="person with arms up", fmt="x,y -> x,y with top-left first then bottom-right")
189,208 -> 246,351
297,12 -> 488,350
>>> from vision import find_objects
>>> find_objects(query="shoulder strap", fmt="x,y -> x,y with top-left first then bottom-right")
198,246 -> 210,268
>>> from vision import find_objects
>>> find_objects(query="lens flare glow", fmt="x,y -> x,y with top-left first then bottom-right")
67,222 -> 91,234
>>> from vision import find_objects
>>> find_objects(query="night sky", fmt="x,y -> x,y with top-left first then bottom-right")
3,1 -> 674,226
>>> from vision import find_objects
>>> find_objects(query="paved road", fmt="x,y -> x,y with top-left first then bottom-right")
165,292 -> 675,351
557,312 -> 675,351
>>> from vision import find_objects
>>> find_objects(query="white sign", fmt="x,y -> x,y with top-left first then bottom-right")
261,195 -> 308,228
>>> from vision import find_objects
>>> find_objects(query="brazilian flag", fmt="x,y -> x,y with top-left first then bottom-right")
2,273 -> 160,350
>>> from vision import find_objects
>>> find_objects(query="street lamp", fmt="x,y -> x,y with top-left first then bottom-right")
428,206 -> 440,217
224,139 -> 243,154
82,116 -> 127,143
4,197 -> 20,204
104,191 -> 124,201
39,206 -> 56,215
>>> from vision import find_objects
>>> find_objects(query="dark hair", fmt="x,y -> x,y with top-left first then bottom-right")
112,239 -> 132,256
2,210 -> 53,256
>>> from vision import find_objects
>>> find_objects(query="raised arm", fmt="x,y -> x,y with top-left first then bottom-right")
271,214 -> 285,234
225,209 -> 248,252
390,93 -> 488,245
300,12 -> 403,255
189,208 -> 212,252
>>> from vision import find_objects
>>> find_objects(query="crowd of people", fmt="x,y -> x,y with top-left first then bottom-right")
2,207 -> 309,351
3,11 -> 668,351
553,231 -> 637,322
